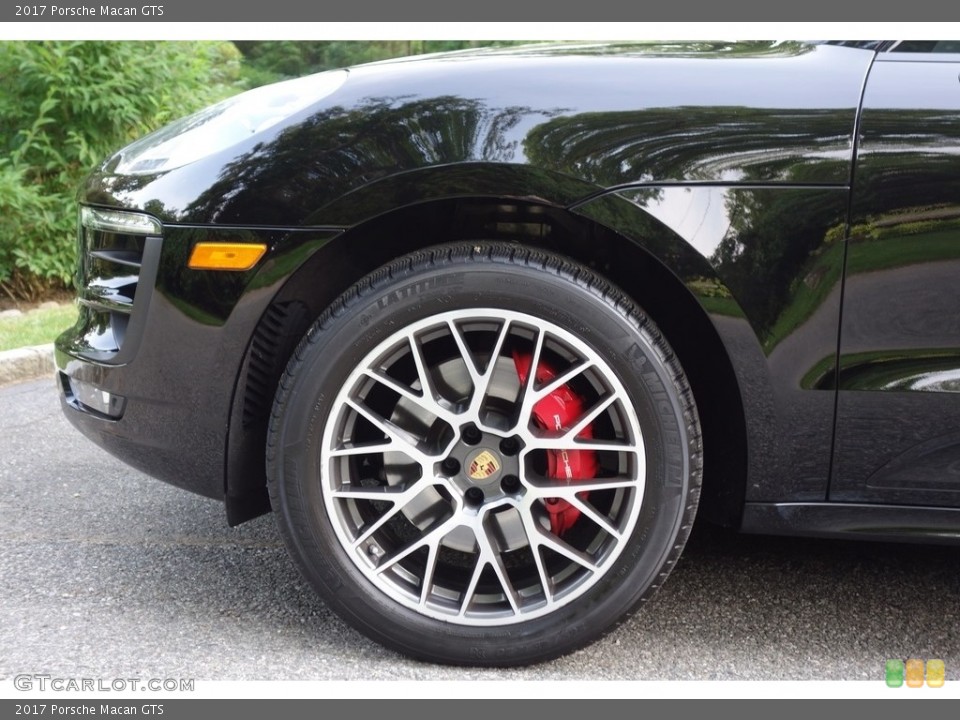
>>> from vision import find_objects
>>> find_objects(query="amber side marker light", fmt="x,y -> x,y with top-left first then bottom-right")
188,242 -> 267,271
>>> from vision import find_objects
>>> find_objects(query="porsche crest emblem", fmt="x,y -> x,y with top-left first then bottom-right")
468,450 -> 500,480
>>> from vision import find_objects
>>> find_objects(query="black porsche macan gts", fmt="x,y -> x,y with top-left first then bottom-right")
56,40 -> 960,665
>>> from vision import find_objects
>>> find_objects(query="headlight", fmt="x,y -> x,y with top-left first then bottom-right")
80,206 -> 163,235
112,69 -> 349,176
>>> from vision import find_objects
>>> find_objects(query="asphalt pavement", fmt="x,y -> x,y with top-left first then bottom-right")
1,377 -> 958,682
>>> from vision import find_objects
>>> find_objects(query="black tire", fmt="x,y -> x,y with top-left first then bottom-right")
266,243 -> 702,666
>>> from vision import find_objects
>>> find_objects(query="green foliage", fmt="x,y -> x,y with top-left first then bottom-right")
0,41 -> 242,300
0,160 -> 63,300
234,40 -> 532,84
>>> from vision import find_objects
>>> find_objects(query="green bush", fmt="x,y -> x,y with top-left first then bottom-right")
233,40 -> 534,84
0,41 -> 242,301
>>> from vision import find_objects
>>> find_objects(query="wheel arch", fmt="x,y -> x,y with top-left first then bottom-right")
225,193 -> 753,531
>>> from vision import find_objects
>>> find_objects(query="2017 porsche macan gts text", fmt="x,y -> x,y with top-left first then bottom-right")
56,40 -> 960,665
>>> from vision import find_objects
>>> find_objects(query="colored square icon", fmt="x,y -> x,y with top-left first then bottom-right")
927,659 -> 945,688
906,658 -> 925,687
886,659 -> 905,687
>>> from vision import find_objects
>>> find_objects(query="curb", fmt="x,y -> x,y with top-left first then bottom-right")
0,344 -> 55,386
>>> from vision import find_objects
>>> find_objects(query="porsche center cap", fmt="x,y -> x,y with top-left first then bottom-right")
466,449 -> 502,482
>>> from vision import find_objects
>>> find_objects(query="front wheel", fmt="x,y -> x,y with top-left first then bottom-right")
267,243 -> 701,666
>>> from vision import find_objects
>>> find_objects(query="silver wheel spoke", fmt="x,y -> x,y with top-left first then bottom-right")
351,501 -> 405,548
448,318 -> 511,420
475,517 -> 522,614
516,329 -> 546,419
563,495 -> 623,539
458,553 -> 487,617
329,441 -> 397,458
529,360 -> 594,404
455,514 -> 523,616
529,477 -> 639,496
562,394 -> 618,440
530,439 -> 637,453
407,333 -> 452,419
517,505 -> 557,605
531,524 -> 598,572
362,368 -> 459,425
344,398 -> 431,466
330,485 -> 409,499
419,541 -> 440,606
344,483 -> 437,548
376,515 -> 462,575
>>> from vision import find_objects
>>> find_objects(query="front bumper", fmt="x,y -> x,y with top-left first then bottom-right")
56,210 -> 272,502
55,294 -> 237,501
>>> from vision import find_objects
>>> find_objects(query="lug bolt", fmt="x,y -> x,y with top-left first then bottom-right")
465,487 -> 484,506
441,457 -> 461,476
499,437 -> 519,456
500,475 -> 520,494
462,425 -> 482,445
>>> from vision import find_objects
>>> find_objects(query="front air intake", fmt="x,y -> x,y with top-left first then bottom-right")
68,206 -> 163,362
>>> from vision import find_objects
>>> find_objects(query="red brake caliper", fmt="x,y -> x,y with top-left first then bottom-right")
513,351 -> 598,535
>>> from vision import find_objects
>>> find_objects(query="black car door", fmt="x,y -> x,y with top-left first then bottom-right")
831,42 -> 960,507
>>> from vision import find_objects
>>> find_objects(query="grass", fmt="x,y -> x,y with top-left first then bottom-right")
0,304 -> 77,352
